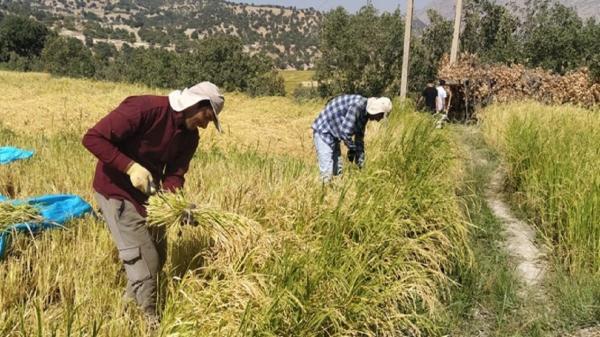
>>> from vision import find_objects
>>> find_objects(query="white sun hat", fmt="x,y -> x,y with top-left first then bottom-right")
366,97 -> 393,116
168,82 -> 225,132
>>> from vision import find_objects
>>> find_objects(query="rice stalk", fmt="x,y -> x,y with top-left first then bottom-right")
0,202 -> 43,231
147,192 -> 272,273
161,271 -> 272,336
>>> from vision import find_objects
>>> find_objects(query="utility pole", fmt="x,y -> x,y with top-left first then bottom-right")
400,0 -> 414,100
450,0 -> 463,64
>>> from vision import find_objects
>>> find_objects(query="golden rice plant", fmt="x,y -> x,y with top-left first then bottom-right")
0,202 -> 42,231
147,192 -> 272,273
161,271 -> 272,336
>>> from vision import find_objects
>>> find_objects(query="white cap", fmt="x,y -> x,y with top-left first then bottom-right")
168,82 -> 225,132
366,97 -> 392,116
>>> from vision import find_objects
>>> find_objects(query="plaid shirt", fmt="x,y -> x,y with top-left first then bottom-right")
312,95 -> 368,156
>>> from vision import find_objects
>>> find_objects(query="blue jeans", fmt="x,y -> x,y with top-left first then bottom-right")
313,132 -> 342,182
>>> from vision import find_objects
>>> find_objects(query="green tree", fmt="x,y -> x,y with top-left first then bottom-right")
41,36 -> 95,78
247,70 -> 285,97
104,47 -> 180,88
461,0 -> 522,63
0,15 -> 49,62
178,36 -> 283,95
413,10 -> 453,86
315,5 -> 404,97
521,1 -> 584,74
580,18 -> 600,82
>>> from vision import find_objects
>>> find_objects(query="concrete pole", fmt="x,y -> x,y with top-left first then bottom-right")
450,0 -> 463,64
400,0 -> 414,99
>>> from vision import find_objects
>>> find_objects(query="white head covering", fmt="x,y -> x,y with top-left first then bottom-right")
366,97 -> 393,116
168,82 -> 225,132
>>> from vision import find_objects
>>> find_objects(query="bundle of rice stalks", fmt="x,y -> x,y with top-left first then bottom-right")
0,202 -> 42,231
147,192 -> 272,273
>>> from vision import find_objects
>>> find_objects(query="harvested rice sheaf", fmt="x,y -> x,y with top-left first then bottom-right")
0,202 -> 42,231
147,192 -> 272,271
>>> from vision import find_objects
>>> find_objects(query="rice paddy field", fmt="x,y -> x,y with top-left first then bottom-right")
481,102 -> 599,275
0,71 -> 471,336
479,103 -> 600,332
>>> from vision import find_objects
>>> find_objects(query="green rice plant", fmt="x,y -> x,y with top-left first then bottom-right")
481,101 -> 600,274
0,202 -> 42,230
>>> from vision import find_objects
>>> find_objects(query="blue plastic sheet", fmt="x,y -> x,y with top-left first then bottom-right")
0,195 -> 6,202
0,194 -> 93,259
0,147 -> 34,164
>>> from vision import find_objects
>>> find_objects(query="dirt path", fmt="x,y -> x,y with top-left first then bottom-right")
485,169 -> 547,290
455,125 -> 599,337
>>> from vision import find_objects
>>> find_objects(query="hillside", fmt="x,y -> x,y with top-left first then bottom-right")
0,0 -> 323,69
417,0 -> 599,23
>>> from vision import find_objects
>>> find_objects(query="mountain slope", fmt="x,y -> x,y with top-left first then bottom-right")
417,0 -> 599,23
0,0 -> 323,69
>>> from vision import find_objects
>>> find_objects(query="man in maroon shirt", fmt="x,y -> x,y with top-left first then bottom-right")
82,82 -> 224,329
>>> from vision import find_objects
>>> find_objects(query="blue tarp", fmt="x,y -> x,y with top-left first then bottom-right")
0,195 -> 6,202
0,147 -> 34,164
0,194 -> 93,259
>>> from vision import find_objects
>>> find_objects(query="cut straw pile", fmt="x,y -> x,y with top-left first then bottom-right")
147,192 -> 272,272
439,53 -> 600,107
0,202 -> 42,231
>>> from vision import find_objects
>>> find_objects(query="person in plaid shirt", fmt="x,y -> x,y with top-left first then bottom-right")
312,94 -> 392,182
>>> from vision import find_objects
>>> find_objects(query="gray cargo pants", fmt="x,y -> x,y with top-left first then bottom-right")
95,192 -> 167,317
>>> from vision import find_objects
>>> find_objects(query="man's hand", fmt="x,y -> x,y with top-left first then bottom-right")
182,203 -> 198,226
348,149 -> 356,163
356,151 -> 365,169
126,162 -> 154,195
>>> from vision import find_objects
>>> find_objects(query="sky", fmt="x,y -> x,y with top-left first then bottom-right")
230,0 -> 431,13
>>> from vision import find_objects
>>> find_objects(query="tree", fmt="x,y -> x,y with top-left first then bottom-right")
521,1 -> 584,74
178,36 -> 283,95
41,36 -> 95,78
581,18 -> 600,82
0,15 -> 49,62
247,70 -> 285,97
315,5 -> 405,97
412,9 -> 453,87
461,0 -> 522,64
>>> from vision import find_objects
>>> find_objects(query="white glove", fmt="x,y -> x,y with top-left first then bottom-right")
126,162 -> 154,195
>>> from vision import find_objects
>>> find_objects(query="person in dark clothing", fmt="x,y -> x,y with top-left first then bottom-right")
82,82 -> 224,331
421,82 -> 438,113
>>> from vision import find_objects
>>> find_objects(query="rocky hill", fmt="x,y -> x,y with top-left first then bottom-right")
0,0 -> 323,69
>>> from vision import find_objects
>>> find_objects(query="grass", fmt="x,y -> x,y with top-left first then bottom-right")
478,101 -> 600,334
0,71 -> 471,336
279,70 -> 316,95
481,102 -> 599,274
444,124 -> 555,337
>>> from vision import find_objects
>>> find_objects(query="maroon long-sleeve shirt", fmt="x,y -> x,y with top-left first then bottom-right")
82,95 -> 199,216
